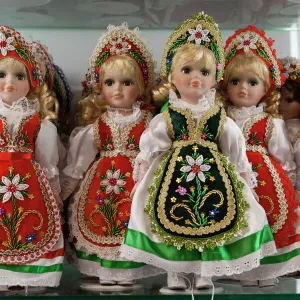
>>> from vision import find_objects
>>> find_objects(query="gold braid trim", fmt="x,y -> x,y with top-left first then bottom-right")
15,210 -> 43,232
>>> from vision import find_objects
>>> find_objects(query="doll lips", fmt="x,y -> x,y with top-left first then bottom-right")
238,92 -> 247,97
190,82 -> 200,87
5,87 -> 14,92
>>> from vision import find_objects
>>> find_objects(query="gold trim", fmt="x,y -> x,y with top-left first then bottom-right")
264,116 -> 273,146
93,117 -> 101,149
163,109 -> 175,140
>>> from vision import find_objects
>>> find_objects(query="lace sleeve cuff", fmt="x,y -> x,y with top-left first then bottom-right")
43,166 -> 59,179
132,159 -> 150,183
63,165 -> 84,179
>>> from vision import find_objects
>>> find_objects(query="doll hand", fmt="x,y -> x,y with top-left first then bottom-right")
60,175 -> 79,201
130,181 -> 141,198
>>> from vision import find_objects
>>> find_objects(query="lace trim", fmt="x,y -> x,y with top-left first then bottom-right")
0,97 -> 40,114
227,104 -> 265,120
233,241 -> 300,280
48,175 -> 61,197
76,259 -> 166,281
107,101 -> 142,124
0,274 -> 61,287
168,89 -> 215,116
119,241 -> 276,277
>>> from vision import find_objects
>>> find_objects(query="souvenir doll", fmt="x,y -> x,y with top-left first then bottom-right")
0,26 -> 63,289
61,23 -> 157,287
119,12 -> 276,291
223,26 -> 300,286
279,57 -> 300,196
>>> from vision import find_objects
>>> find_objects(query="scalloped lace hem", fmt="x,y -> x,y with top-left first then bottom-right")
119,242 -> 276,277
0,275 -> 61,287
77,262 -> 166,281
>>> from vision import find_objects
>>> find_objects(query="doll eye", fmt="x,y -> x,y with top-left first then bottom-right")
0,72 -> 5,78
201,69 -> 209,76
181,67 -> 191,74
16,73 -> 26,80
123,80 -> 133,86
104,79 -> 114,86
230,79 -> 239,85
249,80 -> 258,86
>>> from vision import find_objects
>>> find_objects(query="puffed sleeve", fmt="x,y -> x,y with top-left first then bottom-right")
62,123 -> 98,180
35,119 -> 60,179
294,139 -> 300,192
218,117 -> 253,174
133,113 -> 172,182
268,119 -> 296,183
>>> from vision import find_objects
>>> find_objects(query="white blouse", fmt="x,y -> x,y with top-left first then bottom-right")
286,119 -> 300,192
227,104 -> 296,182
0,97 -> 60,179
63,102 -> 143,180
136,89 -> 252,176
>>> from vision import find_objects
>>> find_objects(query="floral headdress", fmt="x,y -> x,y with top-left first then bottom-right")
279,56 -> 300,84
0,26 -> 43,90
30,41 -> 55,90
160,12 -> 225,82
81,68 -> 92,97
89,23 -> 155,98
224,25 -> 286,97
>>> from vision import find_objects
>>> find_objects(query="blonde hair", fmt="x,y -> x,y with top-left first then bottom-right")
152,43 -> 217,105
77,55 -> 146,124
0,58 -> 59,120
223,53 -> 280,117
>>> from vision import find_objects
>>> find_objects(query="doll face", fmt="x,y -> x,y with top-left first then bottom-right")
279,83 -> 300,120
227,72 -> 266,108
101,69 -> 139,109
172,59 -> 215,104
0,61 -> 30,105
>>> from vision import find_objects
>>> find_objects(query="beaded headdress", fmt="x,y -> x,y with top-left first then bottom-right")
279,57 -> 300,84
30,41 -> 55,90
89,23 -> 155,98
224,25 -> 286,97
160,12 -> 225,82
81,68 -> 92,97
0,26 -> 43,89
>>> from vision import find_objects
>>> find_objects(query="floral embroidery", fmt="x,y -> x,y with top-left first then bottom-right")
0,32 -> 15,56
252,163 -> 263,172
180,154 -> 211,182
0,167 -> 42,251
175,185 -> 187,196
0,172 -> 29,203
19,131 -> 30,147
248,132 -> 262,145
102,136 -> 113,151
236,32 -> 258,52
177,126 -> 189,141
110,38 -> 128,55
128,135 -> 139,151
0,134 -> 5,146
100,165 -> 126,195
201,125 -> 214,141
188,24 -> 210,44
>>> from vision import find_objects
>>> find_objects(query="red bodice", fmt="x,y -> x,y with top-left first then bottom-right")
244,114 -> 299,248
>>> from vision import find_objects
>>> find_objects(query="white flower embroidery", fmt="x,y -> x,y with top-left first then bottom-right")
110,38 -> 128,55
236,33 -> 258,53
100,169 -> 126,194
0,32 -> 15,57
180,155 -> 211,182
283,63 -> 295,78
188,25 -> 210,44
0,174 -> 29,203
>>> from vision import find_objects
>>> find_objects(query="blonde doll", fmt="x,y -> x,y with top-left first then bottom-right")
279,57 -> 300,196
224,25 -> 300,286
61,23 -> 158,287
119,13 -> 276,292
0,26 -> 63,289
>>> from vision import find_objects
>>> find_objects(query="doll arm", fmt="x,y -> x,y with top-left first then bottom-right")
35,120 -> 62,202
61,124 -> 98,200
268,119 -> 296,184
133,113 -> 172,183
294,139 -> 300,193
218,117 -> 257,188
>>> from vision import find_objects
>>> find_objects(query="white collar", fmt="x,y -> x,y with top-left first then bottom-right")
227,103 -> 265,120
0,97 -> 40,114
107,101 -> 141,125
169,88 -> 215,114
